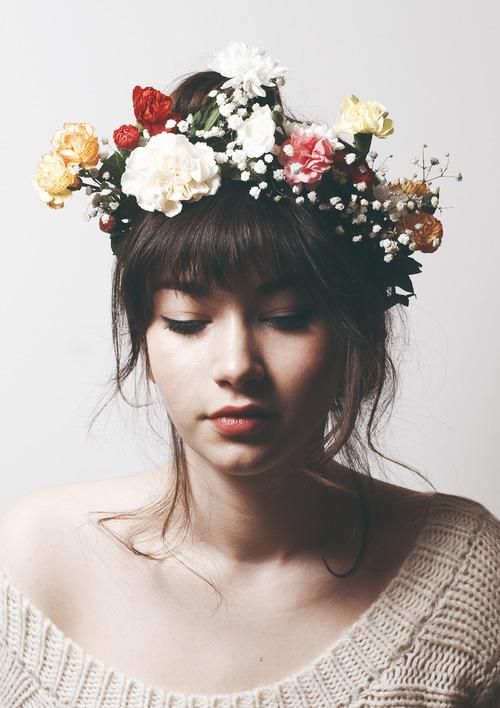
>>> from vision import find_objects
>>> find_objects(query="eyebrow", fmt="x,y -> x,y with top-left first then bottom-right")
158,277 -> 296,298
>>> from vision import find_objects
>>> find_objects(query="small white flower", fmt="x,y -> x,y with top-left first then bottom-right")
407,200 -> 415,210
290,162 -> 302,174
431,196 -> 439,207
398,233 -> 410,245
258,181 -> 268,189
295,196 -> 305,204
237,161 -> 247,170
414,222 -> 423,230
249,185 -> 261,199
372,224 -> 382,233
240,170 -> 250,181
353,214 -> 367,224
372,200 -> 382,210
219,102 -> 236,117
214,152 -> 229,164
228,114 -> 243,130
352,235 -> 363,242
292,185 -> 302,194
264,153 -> 274,163
273,168 -> 285,181
236,107 -> 248,117
100,213 -> 110,224
232,148 -> 247,163
345,153 -> 356,165
272,104 -> 282,112
216,93 -> 227,106
208,41 -> 288,98
329,196 -> 342,205
282,143 -> 294,157
355,181 -> 367,191
109,201 -> 119,211
186,114 -> 194,125
307,191 -> 317,203
409,242 -> 417,251
360,199 -> 369,206
384,253 -> 394,262
165,118 -> 177,129
253,159 -> 267,174
350,194 -> 358,203
177,120 -> 189,133
335,202 -> 345,210
273,195 -> 282,201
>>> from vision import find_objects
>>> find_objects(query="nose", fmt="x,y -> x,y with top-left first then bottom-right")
211,313 -> 265,388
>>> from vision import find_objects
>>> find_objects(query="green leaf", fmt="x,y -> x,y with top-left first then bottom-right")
99,151 -> 127,183
203,105 -> 220,131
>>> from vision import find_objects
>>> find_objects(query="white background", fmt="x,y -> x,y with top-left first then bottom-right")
0,0 -> 498,516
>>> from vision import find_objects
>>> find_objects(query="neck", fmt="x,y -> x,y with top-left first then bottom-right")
172,449 -> 360,567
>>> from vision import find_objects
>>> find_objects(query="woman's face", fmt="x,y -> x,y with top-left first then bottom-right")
146,268 -> 344,477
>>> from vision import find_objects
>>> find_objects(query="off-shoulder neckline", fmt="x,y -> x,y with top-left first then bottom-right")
1,491 -> 475,705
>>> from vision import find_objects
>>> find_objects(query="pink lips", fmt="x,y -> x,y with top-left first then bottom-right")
208,404 -> 275,437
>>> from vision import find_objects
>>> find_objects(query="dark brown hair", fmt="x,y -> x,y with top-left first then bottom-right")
88,70 -> 434,599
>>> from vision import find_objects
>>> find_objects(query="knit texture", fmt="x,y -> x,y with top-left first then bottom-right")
0,491 -> 498,708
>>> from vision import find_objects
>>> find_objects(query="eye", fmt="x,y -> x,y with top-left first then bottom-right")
161,311 -> 312,336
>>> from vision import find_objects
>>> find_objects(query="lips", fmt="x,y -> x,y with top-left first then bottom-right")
208,404 -> 273,418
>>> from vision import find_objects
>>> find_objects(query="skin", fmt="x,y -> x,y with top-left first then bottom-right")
144,266 -> 361,577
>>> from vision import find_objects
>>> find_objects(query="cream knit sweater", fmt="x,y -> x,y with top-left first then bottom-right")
0,491 -> 498,707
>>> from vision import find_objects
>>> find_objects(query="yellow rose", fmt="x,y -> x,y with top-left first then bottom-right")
33,151 -> 78,209
334,95 -> 394,138
51,122 -> 100,168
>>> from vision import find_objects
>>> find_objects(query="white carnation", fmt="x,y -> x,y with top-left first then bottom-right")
121,132 -> 221,217
236,104 -> 276,158
208,40 -> 288,98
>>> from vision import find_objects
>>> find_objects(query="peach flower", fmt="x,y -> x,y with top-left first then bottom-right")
51,122 -> 100,168
33,151 -> 78,209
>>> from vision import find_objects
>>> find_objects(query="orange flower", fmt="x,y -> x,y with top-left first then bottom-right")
396,212 -> 443,253
389,179 -> 430,198
51,122 -> 100,168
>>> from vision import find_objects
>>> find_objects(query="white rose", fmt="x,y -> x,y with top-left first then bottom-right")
121,133 -> 221,217
236,104 -> 276,159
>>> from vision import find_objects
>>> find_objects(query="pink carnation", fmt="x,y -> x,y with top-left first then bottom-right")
278,133 -> 334,185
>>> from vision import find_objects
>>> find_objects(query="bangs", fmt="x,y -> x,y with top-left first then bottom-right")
132,181 -> 344,310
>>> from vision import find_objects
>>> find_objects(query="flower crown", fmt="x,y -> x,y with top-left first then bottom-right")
33,40 -> 462,309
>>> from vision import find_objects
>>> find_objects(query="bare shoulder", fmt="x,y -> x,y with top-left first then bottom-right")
0,469 -> 163,619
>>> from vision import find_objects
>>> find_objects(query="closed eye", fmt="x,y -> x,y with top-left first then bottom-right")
161,312 -> 312,336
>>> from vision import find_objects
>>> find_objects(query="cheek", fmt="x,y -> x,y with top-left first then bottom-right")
273,331 -> 342,406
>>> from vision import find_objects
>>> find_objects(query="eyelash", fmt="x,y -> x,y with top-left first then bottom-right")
161,312 -> 312,336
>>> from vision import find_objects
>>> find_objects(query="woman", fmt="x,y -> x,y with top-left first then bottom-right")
1,41 -> 498,707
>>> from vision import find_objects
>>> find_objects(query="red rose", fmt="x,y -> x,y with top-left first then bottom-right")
99,214 -> 117,232
113,124 -> 140,150
133,85 -> 177,136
